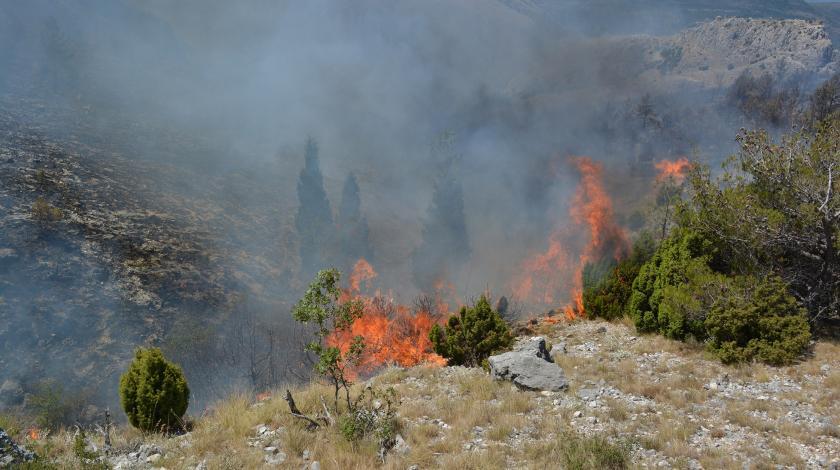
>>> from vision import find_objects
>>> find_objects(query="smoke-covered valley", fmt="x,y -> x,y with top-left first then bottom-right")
1,0 -> 839,419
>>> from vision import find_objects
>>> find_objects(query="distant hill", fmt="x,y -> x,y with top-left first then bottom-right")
498,0 -> 829,36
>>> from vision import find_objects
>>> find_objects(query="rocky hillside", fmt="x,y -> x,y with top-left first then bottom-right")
636,17 -> 840,90
0,96 -> 300,413
498,0 -> 825,36
5,318 -> 838,469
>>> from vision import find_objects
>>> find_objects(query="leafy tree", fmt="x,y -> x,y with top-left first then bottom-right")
412,134 -> 470,292
429,295 -> 513,367
683,122 -> 840,327
119,348 -> 189,433
583,233 -> 656,320
291,268 -> 365,412
727,72 -> 798,127
809,73 -> 840,124
337,173 -> 373,271
295,138 -> 334,281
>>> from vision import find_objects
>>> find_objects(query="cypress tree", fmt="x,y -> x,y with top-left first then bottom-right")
337,173 -> 373,271
412,164 -> 470,293
295,138 -> 334,280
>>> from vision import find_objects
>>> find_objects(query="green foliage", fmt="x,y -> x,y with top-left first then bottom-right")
629,231 -> 811,364
338,387 -> 399,443
429,295 -> 514,367
72,430 -> 109,470
291,268 -> 365,411
31,197 -> 62,223
628,230 -> 714,339
682,122 -> 840,326
0,413 -> 24,438
119,348 -> 189,433
583,233 -> 656,320
28,381 -> 89,429
556,432 -> 630,470
727,72 -> 798,127
705,276 -> 811,365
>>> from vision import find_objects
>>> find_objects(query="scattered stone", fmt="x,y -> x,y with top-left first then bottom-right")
577,388 -> 599,401
393,434 -> 410,455
489,337 -> 569,392
573,411 -> 583,418
310,461 -> 321,470
0,427 -> 36,466
264,452 -> 287,466
146,453 -> 162,464
303,449 -> 312,460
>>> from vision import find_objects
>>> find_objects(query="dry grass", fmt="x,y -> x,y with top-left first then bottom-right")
22,321 -> 839,469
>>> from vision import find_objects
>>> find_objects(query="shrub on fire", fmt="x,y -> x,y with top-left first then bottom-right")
429,295 -> 514,367
291,268 -> 400,445
582,233 -> 656,321
119,348 -> 189,433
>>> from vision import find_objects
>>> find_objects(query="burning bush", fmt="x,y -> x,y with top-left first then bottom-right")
582,233 -> 656,321
429,295 -> 513,367
119,348 -> 190,433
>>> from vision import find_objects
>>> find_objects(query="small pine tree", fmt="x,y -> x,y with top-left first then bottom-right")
429,295 -> 513,367
119,348 -> 189,433
295,138 -> 334,280
337,173 -> 373,271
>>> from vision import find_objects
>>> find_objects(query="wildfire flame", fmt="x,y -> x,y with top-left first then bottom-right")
327,259 -> 446,376
514,156 -> 628,319
28,428 -> 40,440
654,157 -> 692,183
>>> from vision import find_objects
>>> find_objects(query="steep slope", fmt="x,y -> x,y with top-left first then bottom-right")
0,97 -> 300,414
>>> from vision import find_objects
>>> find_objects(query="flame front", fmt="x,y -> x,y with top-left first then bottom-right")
28,428 -> 40,440
328,259 -> 446,377
654,157 -> 692,183
514,156 -> 627,318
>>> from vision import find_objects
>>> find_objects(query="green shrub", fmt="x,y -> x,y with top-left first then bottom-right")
557,432 -> 629,470
31,197 -> 63,222
119,348 -> 189,433
338,387 -> 399,443
628,230 -> 713,338
28,381 -> 90,429
429,295 -> 514,367
705,276 -> 811,365
583,234 -> 656,320
72,429 -> 108,470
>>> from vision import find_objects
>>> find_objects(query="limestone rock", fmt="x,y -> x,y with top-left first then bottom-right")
488,337 -> 569,392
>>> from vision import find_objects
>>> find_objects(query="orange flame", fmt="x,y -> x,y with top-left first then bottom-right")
654,157 -> 692,183
328,260 -> 446,377
255,391 -> 272,401
349,258 -> 377,292
28,428 -> 40,440
514,156 -> 627,319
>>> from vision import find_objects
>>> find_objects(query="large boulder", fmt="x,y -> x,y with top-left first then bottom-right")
488,337 -> 568,392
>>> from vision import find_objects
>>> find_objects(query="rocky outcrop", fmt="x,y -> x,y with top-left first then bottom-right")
0,428 -> 36,467
488,337 -> 568,392
640,17 -> 840,89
